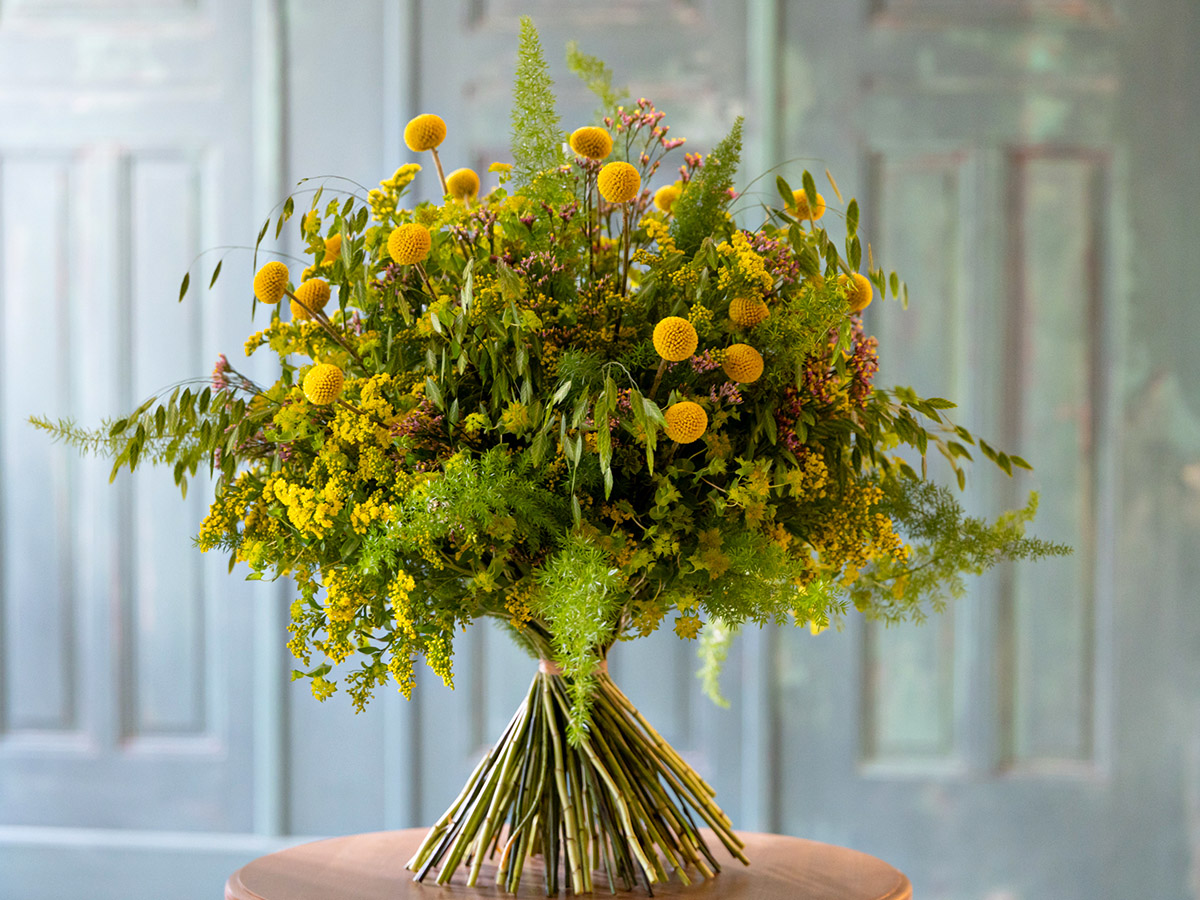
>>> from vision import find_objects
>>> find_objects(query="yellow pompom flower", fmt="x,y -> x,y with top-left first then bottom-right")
404,114 -> 446,152
791,189 -> 826,221
664,401 -> 708,444
722,343 -> 764,383
388,223 -> 432,265
598,161 -> 641,203
303,363 -> 344,406
569,126 -> 613,161
654,184 -> 682,214
253,261 -> 289,304
445,167 -> 480,201
728,295 -> 770,327
320,234 -> 342,267
652,316 -> 699,361
290,278 -> 331,320
839,272 -> 874,313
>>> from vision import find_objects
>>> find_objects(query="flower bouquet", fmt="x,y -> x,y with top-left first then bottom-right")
34,18 -> 1067,896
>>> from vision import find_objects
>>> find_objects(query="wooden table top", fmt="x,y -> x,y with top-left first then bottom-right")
225,828 -> 911,900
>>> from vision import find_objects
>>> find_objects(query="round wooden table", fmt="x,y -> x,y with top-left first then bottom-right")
225,828 -> 911,900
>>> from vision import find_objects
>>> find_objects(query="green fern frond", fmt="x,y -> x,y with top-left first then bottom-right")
511,17 -> 566,191
671,116 -> 743,256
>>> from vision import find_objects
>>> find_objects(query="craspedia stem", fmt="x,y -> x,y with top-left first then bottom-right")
430,147 -> 449,197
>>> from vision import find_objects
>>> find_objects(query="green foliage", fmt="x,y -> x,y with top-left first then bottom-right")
696,619 -> 734,708
533,536 -> 625,744
671,116 -> 743,256
857,483 -> 1071,621
511,17 -> 566,192
566,40 -> 628,116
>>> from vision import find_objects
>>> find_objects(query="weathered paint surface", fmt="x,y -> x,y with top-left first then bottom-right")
1,1 -> 1198,899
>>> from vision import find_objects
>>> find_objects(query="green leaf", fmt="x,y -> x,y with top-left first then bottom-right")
551,380 -> 573,405
178,272 -> 190,303
425,377 -> 444,410
775,175 -> 794,209
802,170 -> 818,208
846,198 -> 859,236
208,258 -> 223,289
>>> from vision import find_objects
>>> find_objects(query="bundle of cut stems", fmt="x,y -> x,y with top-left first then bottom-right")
406,670 -> 747,894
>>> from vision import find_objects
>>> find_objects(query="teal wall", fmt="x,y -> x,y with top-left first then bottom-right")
2,2 -> 1198,898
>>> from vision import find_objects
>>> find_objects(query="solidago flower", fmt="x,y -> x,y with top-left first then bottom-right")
303,363 -> 344,406
790,188 -> 826,221
290,278 -> 331,320
652,316 -> 698,361
598,161 -> 640,203
664,400 -> 707,443
839,272 -> 873,313
253,261 -> 289,304
404,113 -> 446,152
728,295 -> 769,327
388,223 -> 432,265
654,184 -> 681,214
569,126 -> 613,161
722,344 -> 764,383
446,168 -> 480,201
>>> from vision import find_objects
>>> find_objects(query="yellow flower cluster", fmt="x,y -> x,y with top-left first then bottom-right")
350,491 -> 395,534
389,571 -> 418,638
291,278 -> 331,320
569,126 -> 613,161
838,272 -> 873,313
641,216 -> 675,253
388,223 -> 432,265
728,295 -> 770,327
805,482 -> 909,581
652,316 -> 698,361
404,113 -> 446,152
722,343 -> 764,383
425,634 -> 455,689
303,363 -> 344,406
504,580 -> 536,630
368,164 -> 422,222
265,472 -> 347,538
445,167 -> 480,201
253,261 -> 289,304
322,567 -> 364,623
716,231 -> 773,294
598,161 -> 641,203
664,400 -> 708,443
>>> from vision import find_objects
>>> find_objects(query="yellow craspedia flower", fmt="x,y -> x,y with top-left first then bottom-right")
321,233 -> 342,267
839,272 -> 874,313
652,316 -> 698,361
388,223 -> 432,265
598,161 -> 641,203
791,188 -> 826,221
290,278 -> 331,320
722,343 -> 764,383
253,261 -> 289,304
728,295 -> 770,327
569,126 -> 613,161
303,363 -> 344,406
445,167 -> 480,201
664,401 -> 708,444
404,113 -> 446,152
654,184 -> 682,214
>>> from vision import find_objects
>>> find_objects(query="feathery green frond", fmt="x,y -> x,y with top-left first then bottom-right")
671,116 -> 743,256
511,17 -> 566,191
566,40 -> 628,117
